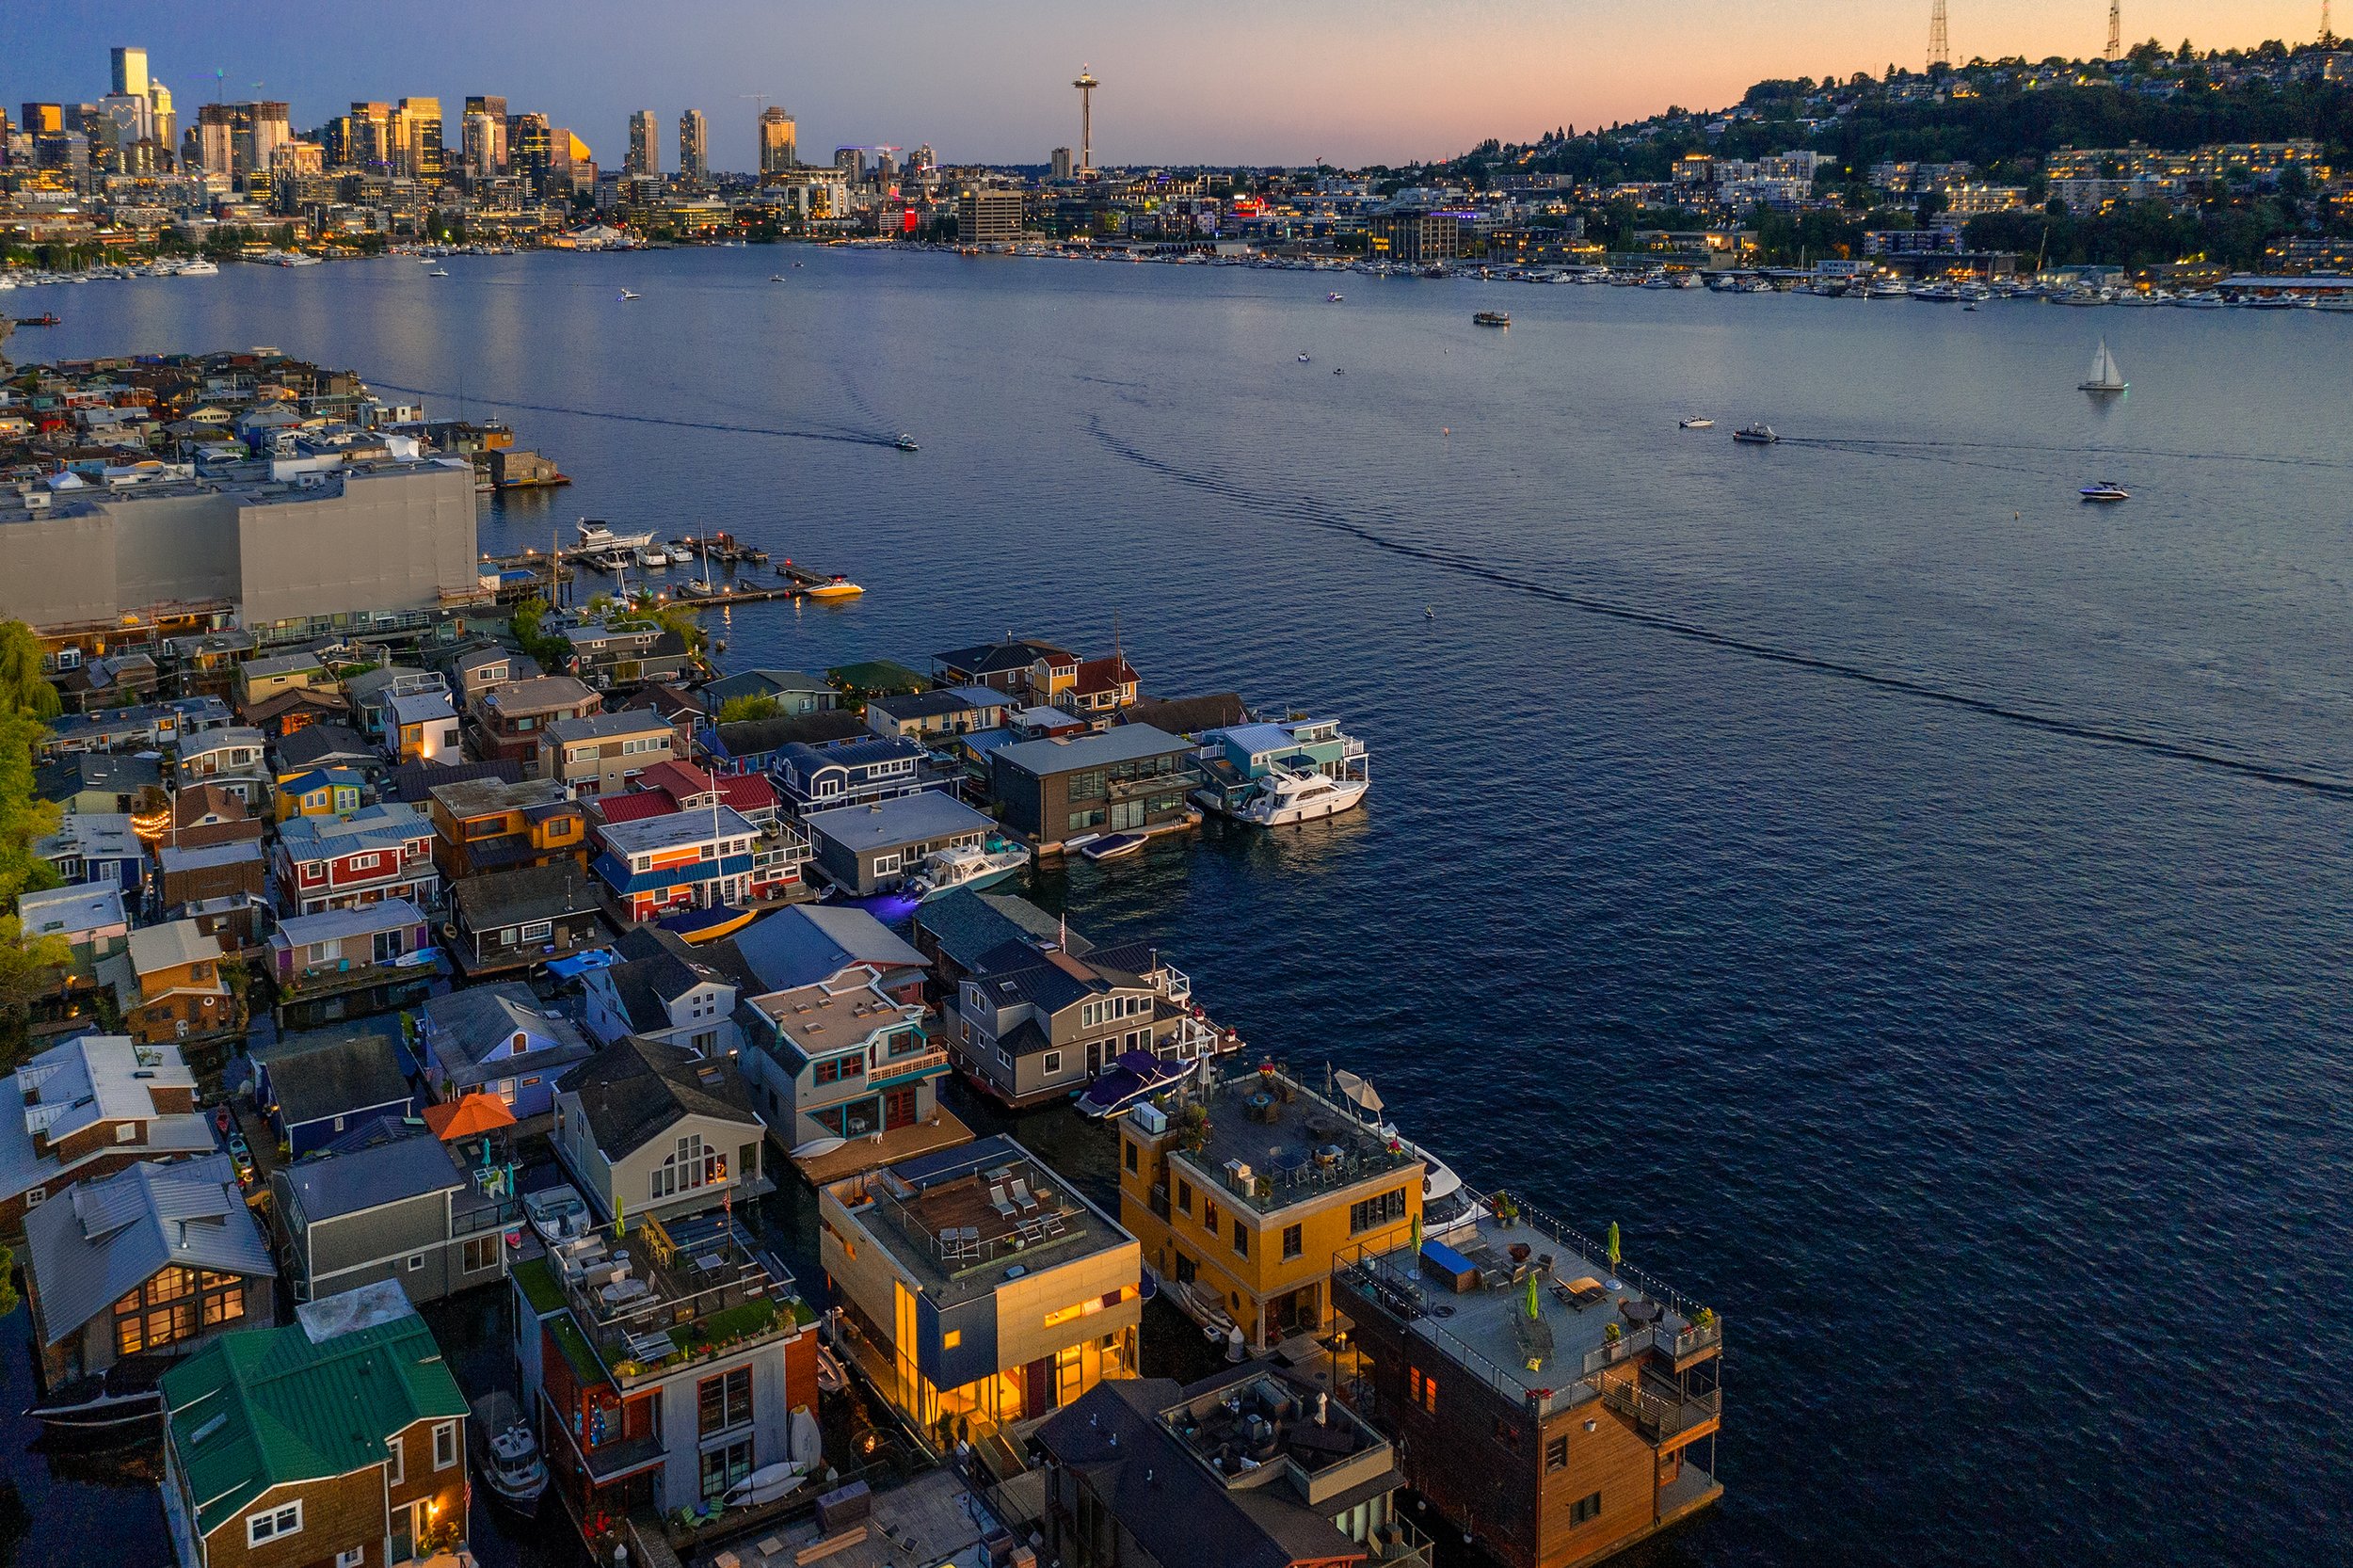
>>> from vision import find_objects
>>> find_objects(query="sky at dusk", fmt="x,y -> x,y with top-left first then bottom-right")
0,0 -> 2329,168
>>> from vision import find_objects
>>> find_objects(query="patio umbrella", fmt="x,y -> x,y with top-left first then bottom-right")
1525,1271 -> 1540,1320
1410,1213 -> 1422,1254
1606,1221 -> 1621,1271
423,1092 -> 516,1142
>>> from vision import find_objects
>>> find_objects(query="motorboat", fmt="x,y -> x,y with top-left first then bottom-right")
1678,417 -> 1715,429
2078,339 -> 2128,393
1078,831 -> 1146,862
2174,291 -> 2226,309
800,575 -> 864,600
1327,291 -> 1344,301
1733,423 -> 1779,444
523,1185 -> 592,1245
1237,762 -> 1368,826
906,840 -> 1030,900
771,274 -> 788,281
24,1353 -> 170,1437
1472,311 -> 1511,327
617,289 -> 641,300
815,1345 -> 849,1396
1298,353 -> 1311,362
722,1459 -> 814,1509
1330,1068 -> 1488,1238
635,545 -> 669,568
894,434 -> 920,451
577,519 -> 656,552
471,1391 -> 549,1514
427,268 -> 451,278
2079,480 -> 2131,503
1076,1049 -> 1195,1118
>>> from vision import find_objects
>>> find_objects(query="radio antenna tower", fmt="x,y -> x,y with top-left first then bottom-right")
1929,0 -> 1950,68
2105,0 -> 2121,59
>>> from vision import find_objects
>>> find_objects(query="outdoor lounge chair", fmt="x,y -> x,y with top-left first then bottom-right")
989,1183 -> 1017,1219
1008,1177 -> 1039,1212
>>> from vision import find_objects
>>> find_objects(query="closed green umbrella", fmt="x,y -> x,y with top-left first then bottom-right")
1525,1270 -> 1540,1320
1606,1221 -> 1621,1272
1410,1213 -> 1423,1255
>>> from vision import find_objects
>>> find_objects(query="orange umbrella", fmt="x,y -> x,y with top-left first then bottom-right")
424,1093 -> 518,1141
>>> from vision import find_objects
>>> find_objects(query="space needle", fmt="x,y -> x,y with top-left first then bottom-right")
1073,64 -> 1098,174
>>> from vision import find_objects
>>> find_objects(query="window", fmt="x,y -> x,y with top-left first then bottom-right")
463,1235 -> 501,1272
698,1367 -> 753,1436
943,1329 -> 961,1350
407,1254 -> 426,1272
520,920 -> 552,941
651,1132 -> 720,1199
1176,1179 -> 1193,1215
1409,1367 -> 1438,1414
1043,1050 -> 1062,1075
337,1550 -> 364,1568
872,852 -> 902,876
246,1502 -> 301,1547
116,1122 -> 136,1143
116,1267 -> 240,1354
1202,1198 -> 1219,1233
699,1437 -> 754,1501
434,1419 -> 458,1468
1546,1434 -> 1570,1472
1571,1491 -> 1603,1526
1282,1224 -> 1303,1259
1350,1188 -> 1409,1235
1124,1140 -> 1138,1175
1232,1222 -> 1248,1256
386,1433 -> 405,1486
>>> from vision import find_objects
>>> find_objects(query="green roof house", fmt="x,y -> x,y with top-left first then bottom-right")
159,1281 -> 471,1568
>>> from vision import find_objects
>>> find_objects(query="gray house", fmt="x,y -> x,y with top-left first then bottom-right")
249,1018 -> 417,1159
801,792 -> 995,896
552,1036 -> 769,1225
414,982 -> 595,1122
270,1130 -> 513,1305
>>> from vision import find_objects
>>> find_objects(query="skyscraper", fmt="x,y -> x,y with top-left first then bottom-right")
147,79 -> 174,154
464,95 -> 508,172
395,96 -> 443,181
833,146 -> 865,180
509,111 -> 552,197
757,105 -> 796,178
347,102 -> 392,170
194,101 -> 289,181
626,109 -> 657,176
110,47 -> 149,100
1050,146 -> 1073,181
678,108 -> 708,181
461,110 -> 497,180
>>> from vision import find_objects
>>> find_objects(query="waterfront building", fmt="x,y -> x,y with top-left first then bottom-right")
34,752 -> 161,815
271,1131 -> 514,1306
801,791 -> 994,897
387,689 -> 462,764
1064,654 -> 1140,719
562,619 -> 693,688
264,899 -> 436,1020
159,1283 -> 472,1568
757,105 -> 797,176
98,919 -> 242,1054
931,635 -> 1080,700
767,733 -> 938,818
22,1152 -> 274,1396
250,1019 -> 416,1158
426,774 -> 589,879
172,727 -> 270,809
1369,209 -> 1465,264
1330,1200 -> 1723,1568
0,459 -> 480,644
818,1135 -> 1141,1443
679,107 -> 708,181
275,726 -> 380,781
34,810 -> 144,897
957,186 -> 1025,243
539,709 -> 678,798
626,109 -> 658,176
700,666 -> 836,714
0,1034 -> 212,1234
415,982 -> 596,1120
1190,717 -> 1369,816
14,881 -> 131,977
510,1206 -> 815,1530
587,804 -> 760,923
272,803 -> 440,916
551,1035 -> 770,1225
156,840 -> 266,913
344,665 -> 447,742
580,925 -> 748,1057
864,686 -> 1011,741
444,859 -> 606,975
1118,1064 -> 1425,1352
472,674 -> 602,765
1032,1366 -> 1435,1568
736,963 -> 950,1160
988,725 -> 1195,850
944,921 -> 1215,1108
591,761 -> 806,899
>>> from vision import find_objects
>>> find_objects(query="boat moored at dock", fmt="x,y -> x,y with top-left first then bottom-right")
1191,715 -> 1370,824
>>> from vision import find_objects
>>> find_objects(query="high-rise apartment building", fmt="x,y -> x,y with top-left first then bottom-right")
677,108 -> 708,181
347,101 -> 392,169
394,96 -> 444,181
195,101 -> 290,181
956,187 -> 1024,245
833,146 -> 865,180
111,47 -> 150,100
464,95 -> 508,172
910,143 -> 936,174
509,112 -> 552,197
626,109 -> 657,176
1050,147 -> 1073,181
757,105 -> 796,177
460,111 -> 497,180
21,104 -> 65,136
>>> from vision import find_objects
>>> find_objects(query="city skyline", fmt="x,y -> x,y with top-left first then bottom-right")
0,0 -> 2329,168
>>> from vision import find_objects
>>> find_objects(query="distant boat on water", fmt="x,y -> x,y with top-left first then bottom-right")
1679,417 -> 1715,429
617,289 -> 641,300
1734,423 -> 1779,444
2078,339 -> 2128,393
2079,480 -> 2131,503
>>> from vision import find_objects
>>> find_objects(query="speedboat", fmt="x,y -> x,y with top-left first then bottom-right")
636,545 -> 669,568
1076,1049 -> 1195,1118
617,289 -> 641,300
427,268 -> 450,278
1327,292 -> 1344,302
894,434 -> 920,451
1329,1069 -> 1488,1237
522,1185 -> 591,1245
771,274 -> 788,281
1733,423 -> 1779,444
24,1353 -> 169,1437
1298,353 -> 1310,362
1678,417 -> 1715,429
2079,480 -> 2130,503
577,519 -> 655,552
906,840 -> 1030,900
801,575 -> 864,600
471,1391 -> 549,1515
1238,762 -> 1368,826
1079,831 -> 1146,862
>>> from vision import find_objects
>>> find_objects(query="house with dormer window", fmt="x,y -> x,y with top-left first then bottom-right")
273,805 -> 439,916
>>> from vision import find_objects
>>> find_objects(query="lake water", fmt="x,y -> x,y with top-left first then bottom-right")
11,249 -> 2353,1567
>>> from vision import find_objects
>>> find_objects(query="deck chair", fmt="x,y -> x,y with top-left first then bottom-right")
988,1183 -> 1017,1219
1008,1177 -> 1039,1212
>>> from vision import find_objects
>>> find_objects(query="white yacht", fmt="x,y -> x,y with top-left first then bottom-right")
906,840 -> 1030,900
576,519 -> 655,552
1239,763 -> 1369,825
1330,1069 -> 1487,1237
470,1391 -> 549,1515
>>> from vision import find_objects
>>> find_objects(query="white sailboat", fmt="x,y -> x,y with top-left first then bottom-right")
2078,339 -> 2128,393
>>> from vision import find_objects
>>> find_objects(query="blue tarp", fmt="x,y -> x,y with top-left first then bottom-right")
544,948 -> 619,979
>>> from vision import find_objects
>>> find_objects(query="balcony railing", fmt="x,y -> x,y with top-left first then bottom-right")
1593,1373 -> 1721,1444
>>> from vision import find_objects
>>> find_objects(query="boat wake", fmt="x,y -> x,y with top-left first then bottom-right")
368,380 -> 900,446
1777,435 -> 2353,473
1087,417 -> 2353,799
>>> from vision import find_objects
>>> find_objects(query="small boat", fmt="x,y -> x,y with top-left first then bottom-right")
2079,480 -> 2130,503
792,1135 -> 847,1160
636,545 -> 669,568
617,290 -> 641,300
471,1391 -> 549,1515
1298,352 -> 1310,362
815,1345 -> 849,1396
522,1186 -> 592,1246
1327,292 -> 1344,302
894,433 -> 920,451
771,274 -> 788,281
1076,1049 -> 1194,1118
907,840 -> 1030,900
722,1460 -> 813,1509
1078,832 -> 1146,862
2078,339 -> 2128,393
427,267 -> 451,278
24,1354 -> 170,1436
577,519 -> 655,551
1473,311 -> 1511,327
801,576 -> 864,600
1678,417 -> 1715,429
1733,423 -> 1779,444
1239,763 -> 1368,826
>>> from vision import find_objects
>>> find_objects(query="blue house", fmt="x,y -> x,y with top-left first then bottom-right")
34,812 -> 145,900
769,734 -> 941,818
249,1019 -> 418,1158
413,982 -> 595,1121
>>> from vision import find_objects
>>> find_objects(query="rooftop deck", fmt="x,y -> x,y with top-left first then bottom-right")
546,1209 -> 807,1388
1159,1064 -> 1424,1217
1336,1195 -> 1722,1424
829,1138 -> 1130,1309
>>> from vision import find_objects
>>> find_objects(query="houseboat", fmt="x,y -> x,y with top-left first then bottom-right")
1191,716 -> 1370,825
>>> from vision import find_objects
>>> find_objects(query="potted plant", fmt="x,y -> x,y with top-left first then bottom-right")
1491,1191 -> 1519,1226
1603,1321 -> 1621,1347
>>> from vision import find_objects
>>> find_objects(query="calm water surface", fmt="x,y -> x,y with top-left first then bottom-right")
9,250 -> 2353,1568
